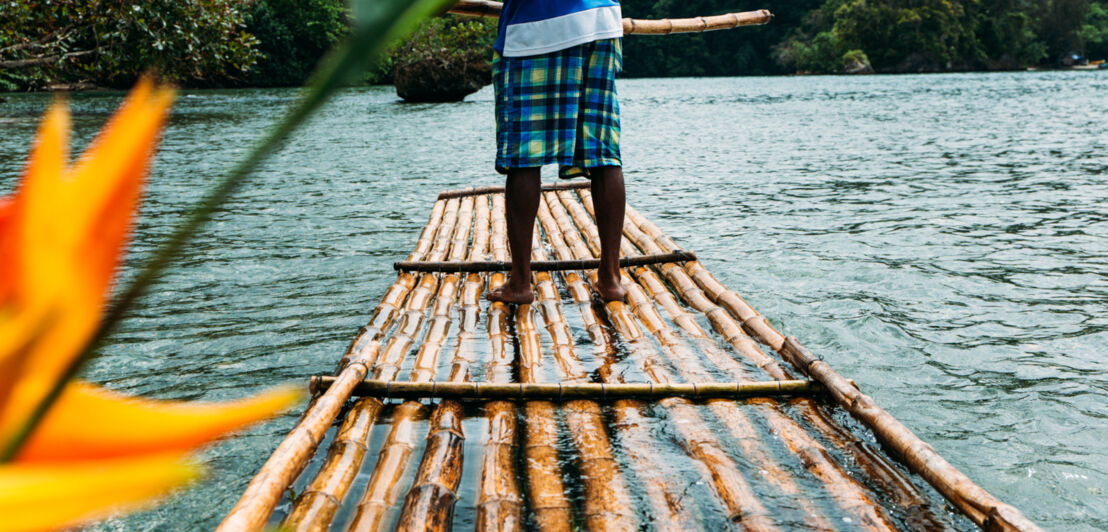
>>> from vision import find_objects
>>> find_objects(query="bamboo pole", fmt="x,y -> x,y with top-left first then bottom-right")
536,197 -> 699,531
438,181 -> 588,201
311,377 -> 825,400
396,196 -> 492,531
392,250 -> 694,273
797,400 -> 942,528
446,1 -> 774,35
617,201 -> 1040,531
779,339 -> 1042,531
624,10 -> 774,35
623,240 -> 891,530
338,200 -> 448,371
515,301 -> 573,532
543,191 -> 778,530
281,198 -> 469,532
563,189 -> 900,530
529,238 -> 639,531
345,196 -> 476,532
476,194 -> 523,531
621,204 -> 787,351
555,191 -> 830,527
218,199 -> 451,532
600,190 -> 946,529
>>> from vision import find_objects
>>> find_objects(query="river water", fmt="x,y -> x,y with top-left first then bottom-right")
1,71 -> 1105,530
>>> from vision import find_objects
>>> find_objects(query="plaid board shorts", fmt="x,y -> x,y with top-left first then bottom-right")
493,38 -> 622,174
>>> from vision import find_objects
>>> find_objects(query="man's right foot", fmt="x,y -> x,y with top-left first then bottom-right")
595,273 -> 626,302
486,281 -> 535,304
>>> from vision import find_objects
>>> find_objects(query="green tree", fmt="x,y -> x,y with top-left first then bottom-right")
245,0 -> 349,87
1038,0 -> 1091,60
1080,1 -> 1108,57
0,0 -> 258,90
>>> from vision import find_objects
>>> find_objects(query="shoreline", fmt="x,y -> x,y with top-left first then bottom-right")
2,65 -> 1104,95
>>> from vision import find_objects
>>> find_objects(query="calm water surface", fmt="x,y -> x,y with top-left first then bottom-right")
1,71 -> 1105,530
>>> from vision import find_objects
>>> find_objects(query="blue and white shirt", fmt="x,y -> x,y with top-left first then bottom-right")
494,0 -> 623,57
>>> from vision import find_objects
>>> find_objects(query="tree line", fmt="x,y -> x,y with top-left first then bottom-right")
2,0 -> 1105,91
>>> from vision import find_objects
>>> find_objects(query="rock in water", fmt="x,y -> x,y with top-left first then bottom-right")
394,57 -> 492,103
842,50 -> 875,75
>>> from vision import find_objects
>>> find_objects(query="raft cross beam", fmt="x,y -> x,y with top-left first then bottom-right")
309,377 -> 828,400
437,181 -> 589,200
394,250 -> 697,273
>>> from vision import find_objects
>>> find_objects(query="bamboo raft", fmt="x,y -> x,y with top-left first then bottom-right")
218,182 -> 1039,531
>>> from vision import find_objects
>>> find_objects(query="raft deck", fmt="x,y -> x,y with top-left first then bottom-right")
218,182 -> 1039,531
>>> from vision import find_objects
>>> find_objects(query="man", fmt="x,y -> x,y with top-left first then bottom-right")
485,0 -> 627,305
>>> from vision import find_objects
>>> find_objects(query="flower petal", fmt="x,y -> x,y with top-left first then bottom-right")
0,79 -> 175,435
0,102 -> 71,429
0,453 -> 199,532
14,381 -> 301,462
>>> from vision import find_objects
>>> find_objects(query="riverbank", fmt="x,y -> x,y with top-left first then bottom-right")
2,63 -> 1105,96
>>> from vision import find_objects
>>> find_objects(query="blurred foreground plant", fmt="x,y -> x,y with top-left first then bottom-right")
0,78 -> 300,532
0,0 -> 456,529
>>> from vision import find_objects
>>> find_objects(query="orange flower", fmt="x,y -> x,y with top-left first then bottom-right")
0,78 -> 300,532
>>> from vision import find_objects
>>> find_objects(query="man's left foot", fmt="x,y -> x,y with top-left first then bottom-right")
485,280 -> 535,304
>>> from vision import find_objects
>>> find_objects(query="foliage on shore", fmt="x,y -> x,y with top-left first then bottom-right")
1,0 -> 1106,90
774,0 -> 1106,73
245,0 -> 349,87
0,0 -> 257,91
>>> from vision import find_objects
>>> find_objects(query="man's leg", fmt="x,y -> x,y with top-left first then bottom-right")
591,166 -> 627,301
486,167 -> 542,304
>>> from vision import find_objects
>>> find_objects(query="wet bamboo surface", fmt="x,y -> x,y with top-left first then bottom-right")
225,186 -> 1039,532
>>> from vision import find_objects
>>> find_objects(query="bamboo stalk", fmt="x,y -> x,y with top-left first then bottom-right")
621,204 -> 787,351
218,199 -> 452,532
392,250 -> 694,273
338,199 -> 448,371
536,197 -> 699,531
311,377 -> 825,400
344,196 -> 476,532
515,301 -> 573,532
779,339 -> 1042,531
624,9 -> 774,34
476,194 -> 524,531
616,200 -> 1040,531
395,196 -> 492,531
446,1 -> 774,34
513,228 -> 574,531
625,245 -> 892,530
529,237 -> 639,531
797,400 -> 943,528
544,191 -> 778,530
602,190 -> 946,529
565,190 -> 899,530
281,198 -> 470,532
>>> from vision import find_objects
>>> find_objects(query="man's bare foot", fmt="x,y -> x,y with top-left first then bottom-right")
595,273 -> 626,302
486,279 -> 534,304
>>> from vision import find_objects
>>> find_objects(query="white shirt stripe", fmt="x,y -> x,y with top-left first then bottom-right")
502,6 -> 623,57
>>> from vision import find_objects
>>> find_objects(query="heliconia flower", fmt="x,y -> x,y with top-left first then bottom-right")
0,77 -> 301,531
0,453 -> 200,532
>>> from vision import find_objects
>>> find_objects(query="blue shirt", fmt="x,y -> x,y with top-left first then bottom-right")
494,0 -> 623,57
